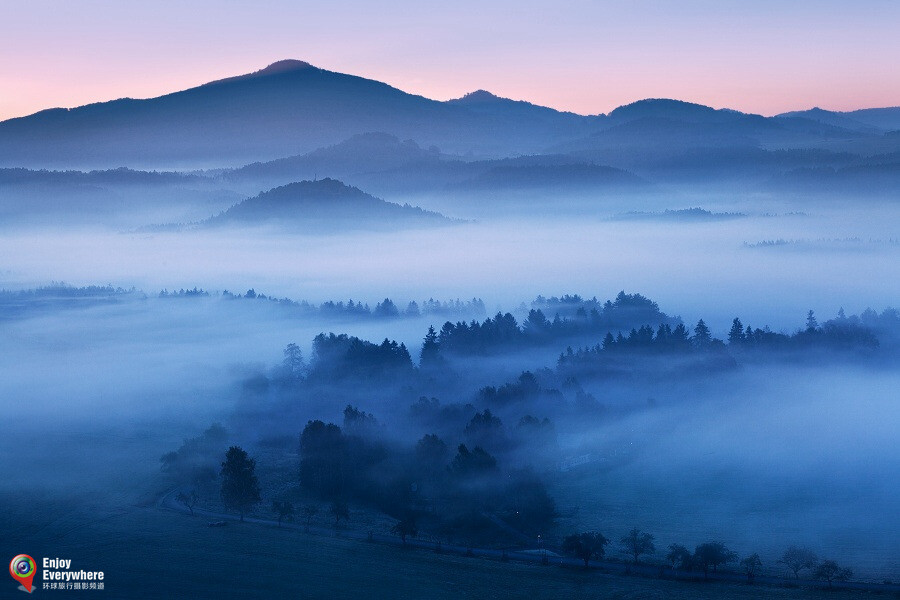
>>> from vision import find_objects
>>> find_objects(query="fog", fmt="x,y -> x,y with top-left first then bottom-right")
1,187 -> 897,592
1,198 -> 897,333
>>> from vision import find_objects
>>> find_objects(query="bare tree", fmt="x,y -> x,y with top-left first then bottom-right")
740,554 -> 762,582
666,544 -> 692,574
620,528 -> 655,564
779,546 -> 818,579
814,560 -> 852,588
330,500 -> 349,527
271,500 -> 294,527
390,514 -> 418,545
175,490 -> 199,516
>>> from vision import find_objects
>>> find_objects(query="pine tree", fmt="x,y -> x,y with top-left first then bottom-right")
728,318 -> 745,344
693,319 -> 712,348
419,325 -> 442,367
806,310 -> 819,332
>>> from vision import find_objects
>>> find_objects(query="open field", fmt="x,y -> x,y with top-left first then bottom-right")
1,491 -> 894,599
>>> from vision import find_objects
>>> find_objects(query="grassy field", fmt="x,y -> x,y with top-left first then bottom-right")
1,492 -> 888,599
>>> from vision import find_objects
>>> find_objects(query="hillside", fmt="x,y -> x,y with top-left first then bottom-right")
205,178 -> 452,230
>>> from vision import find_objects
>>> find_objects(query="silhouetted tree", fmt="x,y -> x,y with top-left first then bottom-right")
449,444 -> 497,477
620,528 -> 655,564
779,546 -> 818,579
666,544 -> 693,572
692,319 -> 712,348
220,446 -> 261,522
330,500 -> 350,527
374,298 -> 399,318
175,490 -> 199,517
415,434 -> 448,477
299,420 -> 345,497
813,560 -> 852,587
740,554 -> 762,582
806,310 -> 819,332
561,532 -> 609,568
300,504 -> 319,532
693,542 -> 737,578
419,325 -> 442,367
728,318 -> 745,344
391,514 -> 418,544
282,343 -> 305,378
272,500 -> 294,527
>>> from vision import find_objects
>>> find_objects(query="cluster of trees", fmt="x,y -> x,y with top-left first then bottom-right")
426,292 -> 679,358
308,333 -> 415,381
557,310 -> 883,375
295,410 -> 556,544
213,289 -> 485,320
158,287 -> 210,297
531,292 -> 675,327
560,532 -> 853,586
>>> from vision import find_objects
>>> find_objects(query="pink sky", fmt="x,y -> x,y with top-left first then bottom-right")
2,0 -> 899,121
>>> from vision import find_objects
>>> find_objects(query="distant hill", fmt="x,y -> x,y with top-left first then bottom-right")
224,132 -> 449,190
608,208 -> 746,222
778,107 -> 900,133
456,161 -> 645,191
204,178 -> 452,230
0,60 -> 605,169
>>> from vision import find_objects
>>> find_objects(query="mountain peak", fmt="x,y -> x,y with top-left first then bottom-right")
203,59 -> 317,87
257,59 -> 315,74
453,90 -> 504,103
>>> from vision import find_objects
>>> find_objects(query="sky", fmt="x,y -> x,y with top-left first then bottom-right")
1,0 -> 899,121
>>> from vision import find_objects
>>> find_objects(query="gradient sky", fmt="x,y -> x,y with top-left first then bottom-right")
2,0 -> 899,121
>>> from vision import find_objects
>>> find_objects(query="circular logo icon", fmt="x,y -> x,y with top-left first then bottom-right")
9,555 -> 37,591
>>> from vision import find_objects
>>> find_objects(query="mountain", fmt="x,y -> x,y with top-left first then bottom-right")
778,107 -> 900,133
205,178 -> 452,230
0,167 -> 237,226
224,132 -> 448,190
0,60 -> 604,169
223,134 -> 646,197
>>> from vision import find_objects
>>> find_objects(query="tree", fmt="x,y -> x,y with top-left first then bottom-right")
813,560 -> 852,588
300,504 -> 319,532
449,444 -> 497,478
391,514 -> 418,544
779,546 -> 818,579
175,490 -> 199,517
272,500 -> 294,527
693,319 -> 712,348
282,343 -> 305,378
419,325 -> 442,367
728,318 -> 745,344
666,544 -> 692,572
329,500 -> 350,527
220,446 -> 261,522
806,310 -> 819,332
740,554 -> 762,582
620,528 -> 655,564
299,420 -> 345,498
561,532 -> 609,568
693,542 -> 737,578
